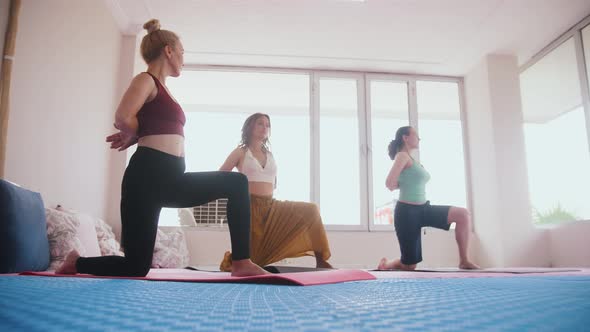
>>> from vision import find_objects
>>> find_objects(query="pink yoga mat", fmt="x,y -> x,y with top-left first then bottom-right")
370,268 -> 590,279
20,268 -> 375,286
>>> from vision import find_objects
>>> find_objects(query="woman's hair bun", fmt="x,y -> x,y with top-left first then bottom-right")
143,19 -> 161,34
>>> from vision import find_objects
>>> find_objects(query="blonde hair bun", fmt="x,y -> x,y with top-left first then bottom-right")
143,19 -> 161,34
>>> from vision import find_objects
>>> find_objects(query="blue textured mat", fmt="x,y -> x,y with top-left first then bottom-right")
1,275 -> 589,331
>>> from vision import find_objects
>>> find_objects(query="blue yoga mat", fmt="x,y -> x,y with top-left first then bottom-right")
1,275 -> 589,331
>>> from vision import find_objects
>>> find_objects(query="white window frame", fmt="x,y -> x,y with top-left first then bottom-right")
163,64 -> 471,231
520,15 -> 590,158
364,74 -> 472,231
519,15 -> 590,224
364,74 -> 412,232
312,71 -> 367,231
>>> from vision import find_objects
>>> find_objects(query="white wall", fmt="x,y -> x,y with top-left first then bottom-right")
464,54 -> 590,268
0,0 -> 9,69
463,58 -> 504,267
464,54 -> 550,267
104,35 -> 137,235
549,222 -> 590,267
6,0 -> 123,220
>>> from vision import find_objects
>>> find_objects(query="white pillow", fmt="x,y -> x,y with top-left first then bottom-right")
74,213 -> 102,257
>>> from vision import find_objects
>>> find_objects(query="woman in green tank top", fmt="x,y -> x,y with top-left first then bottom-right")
377,126 -> 479,271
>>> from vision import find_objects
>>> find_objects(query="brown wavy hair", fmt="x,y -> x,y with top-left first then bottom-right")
239,113 -> 271,152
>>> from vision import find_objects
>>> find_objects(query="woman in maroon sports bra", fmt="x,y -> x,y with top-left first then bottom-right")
57,19 -> 268,277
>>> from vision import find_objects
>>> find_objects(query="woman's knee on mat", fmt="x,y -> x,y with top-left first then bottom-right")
124,260 -> 152,277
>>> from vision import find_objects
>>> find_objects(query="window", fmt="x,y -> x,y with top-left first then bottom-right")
521,37 -> 590,224
159,70 -> 309,226
128,68 -> 468,229
367,79 -> 409,227
416,81 -> 468,209
192,199 -> 227,225
318,77 -> 362,226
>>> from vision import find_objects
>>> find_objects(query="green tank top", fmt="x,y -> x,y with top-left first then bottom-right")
398,157 -> 430,203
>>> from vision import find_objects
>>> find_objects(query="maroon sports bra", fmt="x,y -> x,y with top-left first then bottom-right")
136,72 -> 185,138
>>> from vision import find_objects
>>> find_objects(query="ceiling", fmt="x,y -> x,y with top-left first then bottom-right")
105,0 -> 590,76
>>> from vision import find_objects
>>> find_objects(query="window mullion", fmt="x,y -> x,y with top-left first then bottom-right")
310,73 -> 321,206
357,74 -> 370,231
574,31 -> 590,157
408,79 -> 419,160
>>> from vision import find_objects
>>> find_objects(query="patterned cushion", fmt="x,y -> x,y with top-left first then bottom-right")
152,228 -> 189,268
45,208 -> 84,271
46,205 -> 188,268
94,218 -> 124,257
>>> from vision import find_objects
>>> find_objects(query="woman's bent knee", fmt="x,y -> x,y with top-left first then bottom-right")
228,172 -> 248,187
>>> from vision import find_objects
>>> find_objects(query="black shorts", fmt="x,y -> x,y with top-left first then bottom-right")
394,201 -> 451,265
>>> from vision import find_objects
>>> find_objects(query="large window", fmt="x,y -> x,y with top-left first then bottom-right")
130,69 -> 468,229
521,37 -> 590,224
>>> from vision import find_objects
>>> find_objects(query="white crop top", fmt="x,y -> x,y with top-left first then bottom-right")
241,148 -> 277,185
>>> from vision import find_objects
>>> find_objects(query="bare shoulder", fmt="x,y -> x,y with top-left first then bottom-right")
231,147 -> 247,163
233,147 -> 247,157
233,147 -> 248,169
132,72 -> 154,85
396,151 -> 411,161
128,72 -> 156,93
220,147 -> 245,171
395,152 -> 412,166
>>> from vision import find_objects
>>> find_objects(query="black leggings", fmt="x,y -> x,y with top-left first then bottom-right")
76,146 -> 251,277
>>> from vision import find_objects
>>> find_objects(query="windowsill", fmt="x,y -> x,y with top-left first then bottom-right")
533,219 -> 590,229
160,224 -> 462,233
179,225 -> 229,231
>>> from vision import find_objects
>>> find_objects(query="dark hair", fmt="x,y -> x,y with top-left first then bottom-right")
239,113 -> 271,152
387,126 -> 412,160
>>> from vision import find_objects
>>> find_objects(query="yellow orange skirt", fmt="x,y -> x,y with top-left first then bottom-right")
220,194 -> 331,271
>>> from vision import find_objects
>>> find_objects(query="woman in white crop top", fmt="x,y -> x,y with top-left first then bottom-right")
218,113 -> 333,271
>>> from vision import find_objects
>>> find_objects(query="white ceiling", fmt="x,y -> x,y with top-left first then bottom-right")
105,0 -> 590,76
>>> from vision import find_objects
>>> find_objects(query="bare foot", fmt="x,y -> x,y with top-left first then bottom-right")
56,250 -> 80,274
377,257 -> 399,271
378,258 -> 416,271
377,257 -> 389,270
459,261 -> 480,270
231,259 -> 272,277
219,251 -> 233,272
316,259 -> 333,269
